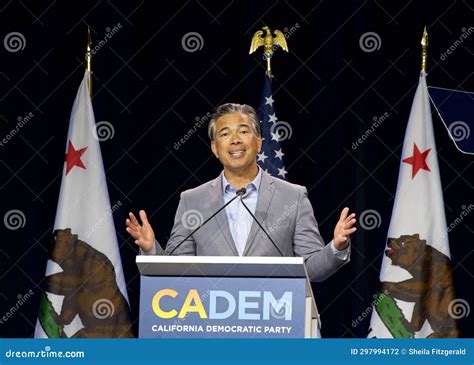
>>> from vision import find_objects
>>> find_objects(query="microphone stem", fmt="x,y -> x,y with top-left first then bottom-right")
239,198 -> 284,257
167,192 -> 243,255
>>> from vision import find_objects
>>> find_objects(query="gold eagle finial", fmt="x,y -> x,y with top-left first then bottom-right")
249,26 -> 288,76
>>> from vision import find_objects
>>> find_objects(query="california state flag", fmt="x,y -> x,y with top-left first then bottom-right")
368,72 -> 460,338
35,71 -> 133,338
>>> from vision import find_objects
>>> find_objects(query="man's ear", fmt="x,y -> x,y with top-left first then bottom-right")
211,141 -> 218,158
258,135 -> 263,152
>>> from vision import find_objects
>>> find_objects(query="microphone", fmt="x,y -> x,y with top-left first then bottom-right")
238,192 -> 284,257
167,188 -> 247,255
236,187 -> 247,197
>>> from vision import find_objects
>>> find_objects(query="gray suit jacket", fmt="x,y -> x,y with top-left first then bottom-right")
153,171 -> 349,281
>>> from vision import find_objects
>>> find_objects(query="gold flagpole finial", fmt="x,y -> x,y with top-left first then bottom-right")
249,26 -> 289,78
86,25 -> 92,96
421,26 -> 428,73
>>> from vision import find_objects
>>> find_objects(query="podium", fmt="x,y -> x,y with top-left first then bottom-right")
136,256 -> 321,338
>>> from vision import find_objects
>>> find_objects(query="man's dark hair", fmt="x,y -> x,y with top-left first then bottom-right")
208,103 -> 261,141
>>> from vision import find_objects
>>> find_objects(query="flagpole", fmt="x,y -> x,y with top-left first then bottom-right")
86,26 -> 92,96
421,26 -> 428,73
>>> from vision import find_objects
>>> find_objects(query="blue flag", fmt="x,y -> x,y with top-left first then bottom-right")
428,86 -> 474,154
256,73 -> 289,179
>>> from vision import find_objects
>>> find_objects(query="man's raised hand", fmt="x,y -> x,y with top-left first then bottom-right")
333,207 -> 357,251
126,210 -> 155,253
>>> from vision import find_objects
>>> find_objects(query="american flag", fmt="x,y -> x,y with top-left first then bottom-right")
256,73 -> 288,180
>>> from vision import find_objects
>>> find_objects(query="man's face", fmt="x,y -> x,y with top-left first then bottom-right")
211,112 -> 262,175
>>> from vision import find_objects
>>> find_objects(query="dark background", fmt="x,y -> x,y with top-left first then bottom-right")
0,0 -> 472,338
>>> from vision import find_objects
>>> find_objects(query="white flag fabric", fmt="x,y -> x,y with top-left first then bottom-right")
368,73 -> 459,338
35,71 -> 133,338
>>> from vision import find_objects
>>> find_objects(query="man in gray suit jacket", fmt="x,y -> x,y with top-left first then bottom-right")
126,103 -> 357,282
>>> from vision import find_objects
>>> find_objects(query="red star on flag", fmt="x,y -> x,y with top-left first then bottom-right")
65,140 -> 87,175
402,143 -> 431,179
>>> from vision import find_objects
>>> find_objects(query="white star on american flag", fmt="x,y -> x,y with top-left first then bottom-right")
268,113 -> 278,123
277,167 -> 288,178
274,148 -> 284,160
257,152 -> 268,163
265,95 -> 274,107
271,131 -> 280,142
257,75 -> 288,180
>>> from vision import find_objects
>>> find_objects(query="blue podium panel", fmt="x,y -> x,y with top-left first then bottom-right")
139,276 -> 306,338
